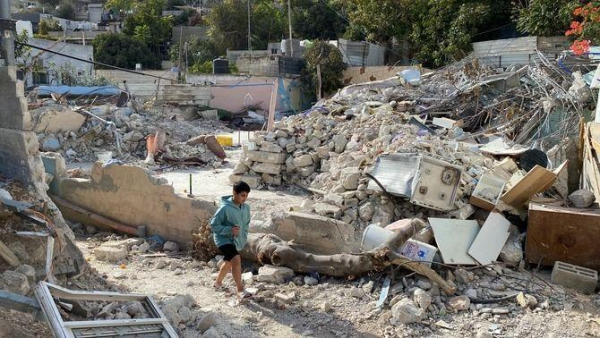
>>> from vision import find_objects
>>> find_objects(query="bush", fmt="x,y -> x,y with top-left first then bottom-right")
93,33 -> 162,69
301,41 -> 346,99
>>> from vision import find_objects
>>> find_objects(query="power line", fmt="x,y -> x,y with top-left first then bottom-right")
16,41 -> 176,82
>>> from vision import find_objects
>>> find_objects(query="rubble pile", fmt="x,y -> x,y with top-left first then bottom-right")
233,57 -> 589,231
31,102 -> 230,166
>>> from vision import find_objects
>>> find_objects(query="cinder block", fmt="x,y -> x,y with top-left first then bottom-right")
551,261 -> 598,294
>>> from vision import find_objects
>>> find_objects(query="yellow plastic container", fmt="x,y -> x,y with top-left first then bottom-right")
216,134 -> 233,147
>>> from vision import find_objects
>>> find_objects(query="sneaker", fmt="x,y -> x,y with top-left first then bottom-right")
213,283 -> 225,291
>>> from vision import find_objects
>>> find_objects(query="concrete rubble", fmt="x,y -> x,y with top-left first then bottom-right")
3,29 -> 600,336
29,100 -> 231,167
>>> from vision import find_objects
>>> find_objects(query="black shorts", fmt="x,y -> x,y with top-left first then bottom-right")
218,244 -> 239,261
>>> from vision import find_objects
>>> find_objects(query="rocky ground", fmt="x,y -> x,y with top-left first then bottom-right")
75,231 -> 600,338
64,152 -> 600,338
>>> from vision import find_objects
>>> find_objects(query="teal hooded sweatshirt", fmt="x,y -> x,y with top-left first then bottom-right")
210,195 -> 251,251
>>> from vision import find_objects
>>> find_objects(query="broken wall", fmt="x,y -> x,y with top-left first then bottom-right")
51,162 -> 217,248
0,66 -> 85,272
342,66 -> 431,85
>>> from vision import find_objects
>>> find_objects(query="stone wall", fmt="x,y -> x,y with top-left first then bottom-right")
342,66 -> 431,85
52,162 -> 217,248
0,65 -> 85,271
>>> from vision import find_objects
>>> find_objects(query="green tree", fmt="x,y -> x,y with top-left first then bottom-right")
251,0 -> 285,49
513,0 -> 575,36
54,0 -> 76,20
169,37 -> 219,71
406,0 -> 493,67
336,0 -> 407,44
105,0 -> 136,15
301,41 -> 346,99
291,0 -> 347,41
38,20 -> 50,36
122,0 -> 173,58
206,0 -> 249,54
93,33 -> 161,69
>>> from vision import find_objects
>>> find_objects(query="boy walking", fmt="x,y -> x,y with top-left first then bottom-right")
210,181 -> 252,299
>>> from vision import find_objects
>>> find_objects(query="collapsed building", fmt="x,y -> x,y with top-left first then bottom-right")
3,5 -> 600,336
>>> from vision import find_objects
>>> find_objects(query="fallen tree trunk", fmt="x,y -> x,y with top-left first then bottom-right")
237,219 -> 456,294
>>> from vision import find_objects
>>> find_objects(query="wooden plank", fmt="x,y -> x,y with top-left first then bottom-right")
0,239 -> 20,267
500,165 -> 557,207
583,124 -> 600,202
526,203 -> 600,271
589,122 -> 600,154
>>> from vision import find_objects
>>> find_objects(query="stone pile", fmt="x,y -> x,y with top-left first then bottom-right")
232,57 -> 590,231
231,101 -> 494,229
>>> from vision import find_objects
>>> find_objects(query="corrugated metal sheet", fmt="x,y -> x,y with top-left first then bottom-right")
472,36 -> 569,68
338,39 -> 369,67
367,153 -> 420,197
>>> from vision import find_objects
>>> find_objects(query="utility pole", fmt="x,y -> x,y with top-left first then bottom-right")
0,0 -> 15,67
287,0 -> 293,57
247,0 -> 252,60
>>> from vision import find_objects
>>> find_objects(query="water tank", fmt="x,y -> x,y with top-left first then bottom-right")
212,58 -> 230,74
281,39 -> 301,56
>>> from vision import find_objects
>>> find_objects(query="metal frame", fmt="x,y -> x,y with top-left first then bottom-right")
35,282 -> 177,338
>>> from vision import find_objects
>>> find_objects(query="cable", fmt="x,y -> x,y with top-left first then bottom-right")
16,41 -> 175,82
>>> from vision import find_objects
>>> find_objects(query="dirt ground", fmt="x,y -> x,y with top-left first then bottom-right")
69,148 -> 600,338
13,143 -> 600,338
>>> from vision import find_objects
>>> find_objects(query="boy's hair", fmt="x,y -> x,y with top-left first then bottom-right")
233,181 -> 251,194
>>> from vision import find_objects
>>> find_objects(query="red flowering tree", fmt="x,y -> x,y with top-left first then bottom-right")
566,2 -> 600,55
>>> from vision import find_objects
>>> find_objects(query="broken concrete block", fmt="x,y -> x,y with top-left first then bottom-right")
293,154 -> 313,168
333,135 -> 348,153
94,245 -> 128,262
324,194 -> 344,207
257,265 -> 295,284
551,261 -> 598,294
299,166 -> 315,177
0,271 -> 30,295
262,174 -> 282,186
359,202 -> 375,222
260,142 -> 284,153
41,135 -> 61,152
314,202 -> 341,216
163,241 -> 179,252
246,150 -> 286,164
251,162 -> 281,175
413,288 -> 432,310
15,264 -> 36,281
499,227 -> 523,266
275,292 -> 295,304
238,174 -> 261,188
233,163 -> 249,175
197,312 -> 217,333
447,295 -> 470,311
304,276 -> 318,286
317,146 -> 330,159
568,189 -> 595,208
391,298 -> 423,324
203,327 -> 223,338
340,167 -> 360,190
32,107 -> 86,133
